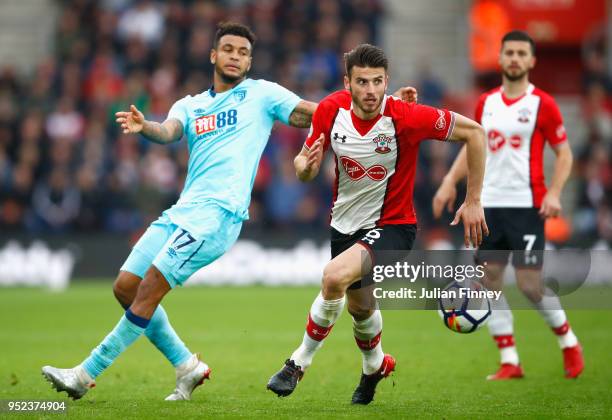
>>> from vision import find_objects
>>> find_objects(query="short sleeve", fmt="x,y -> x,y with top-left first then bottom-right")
263,81 -> 302,124
474,94 -> 486,124
304,100 -> 333,151
403,103 -> 456,142
167,98 -> 188,134
539,96 -> 567,147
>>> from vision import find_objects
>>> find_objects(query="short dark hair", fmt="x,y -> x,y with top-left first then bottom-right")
501,30 -> 536,55
214,22 -> 256,49
344,44 -> 388,77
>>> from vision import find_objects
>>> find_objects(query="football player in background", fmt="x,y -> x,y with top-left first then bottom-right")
267,44 -> 488,404
433,30 -> 583,380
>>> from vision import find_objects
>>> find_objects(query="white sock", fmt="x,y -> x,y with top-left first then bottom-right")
499,346 -> 520,366
534,294 -> 579,349
556,326 -> 579,349
290,292 -> 345,370
488,294 -> 519,365
353,311 -> 384,375
175,353 -> 201,377
75,364 -> 95,385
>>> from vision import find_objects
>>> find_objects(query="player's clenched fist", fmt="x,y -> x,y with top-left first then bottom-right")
115,105 -> 145,134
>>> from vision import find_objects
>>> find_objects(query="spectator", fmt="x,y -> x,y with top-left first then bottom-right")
116,0 -> 165,46
30,167 -> 81,232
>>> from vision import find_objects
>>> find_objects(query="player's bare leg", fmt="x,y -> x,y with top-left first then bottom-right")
268,244 -> 394,404
113,271 -> 140,308
346,286 -> 395,405
515,268 -> 583,378
482,263 -> 524,380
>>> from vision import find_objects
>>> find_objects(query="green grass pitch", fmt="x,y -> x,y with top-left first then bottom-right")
1,283 -> 611,419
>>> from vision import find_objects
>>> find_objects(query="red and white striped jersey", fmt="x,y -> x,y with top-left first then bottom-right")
476,84 -> 567,208
304,90 -> 455,235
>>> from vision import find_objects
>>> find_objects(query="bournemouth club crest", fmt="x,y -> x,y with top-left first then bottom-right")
373,134 -> 393,154
233,89 -> 247,103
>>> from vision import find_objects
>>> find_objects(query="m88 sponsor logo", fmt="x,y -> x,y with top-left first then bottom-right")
195,109 -> 238,135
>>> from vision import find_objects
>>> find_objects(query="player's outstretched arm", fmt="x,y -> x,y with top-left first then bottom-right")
294,134 -> 324,182
115,105 -> 183,144
289,100 -> 318,128
446,113 -> 489,248
539,142 -> 573,218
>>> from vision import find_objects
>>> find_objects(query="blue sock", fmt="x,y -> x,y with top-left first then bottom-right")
118,301 -> 191,367
82,310 -> 150,378
146,305 -> 192,367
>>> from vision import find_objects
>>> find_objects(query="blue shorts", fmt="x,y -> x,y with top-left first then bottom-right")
120,203 -> 242,288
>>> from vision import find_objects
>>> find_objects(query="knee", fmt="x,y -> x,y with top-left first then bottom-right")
113,272 -> 139,306
137,267 -> 169,303
483,267 -> 505,290
322,264 -> 352,297
517,279 -> 543,303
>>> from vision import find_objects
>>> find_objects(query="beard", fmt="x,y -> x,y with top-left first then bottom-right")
215,65 -> 246,84
503,69 -> 528,82
351,93 -> 383,115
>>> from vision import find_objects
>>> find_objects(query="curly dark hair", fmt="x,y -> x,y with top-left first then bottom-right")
214,21 -> 257,49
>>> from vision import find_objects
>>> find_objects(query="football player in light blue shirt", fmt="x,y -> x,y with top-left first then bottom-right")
42,22 -> 416,401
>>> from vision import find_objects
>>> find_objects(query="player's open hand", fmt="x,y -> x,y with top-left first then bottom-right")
393,86 -> 418,104
115,105 -> 145,134
432,179 -> 457,219
539,192 -> 562,218
306,134 -> 324,174
451,200 -> 489,248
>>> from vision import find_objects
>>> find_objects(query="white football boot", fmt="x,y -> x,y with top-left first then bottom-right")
41,365 -> 96,400
165,354 -> 211,401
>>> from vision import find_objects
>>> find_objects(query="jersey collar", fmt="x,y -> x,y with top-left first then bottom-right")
500,83 -> 534,106
208,78 -> 249,98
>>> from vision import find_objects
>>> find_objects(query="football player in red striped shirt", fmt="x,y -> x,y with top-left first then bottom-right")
433,30 -> 583,380
267,44 -> 488,404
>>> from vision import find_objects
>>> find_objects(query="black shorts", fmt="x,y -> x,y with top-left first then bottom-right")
475,208 -> 544,268
331,224 -> 417,289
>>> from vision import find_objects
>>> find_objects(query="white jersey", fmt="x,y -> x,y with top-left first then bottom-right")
476,84 -> 567,208
304,90 -> 454,235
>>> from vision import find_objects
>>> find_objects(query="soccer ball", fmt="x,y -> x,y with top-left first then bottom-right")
437,279 -> 491,333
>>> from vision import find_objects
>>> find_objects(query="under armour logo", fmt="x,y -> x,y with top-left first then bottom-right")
333,132 -> 347,143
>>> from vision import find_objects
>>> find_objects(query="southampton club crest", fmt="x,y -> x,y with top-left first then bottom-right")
518,108 -> 531,123
373,133 -> 394,154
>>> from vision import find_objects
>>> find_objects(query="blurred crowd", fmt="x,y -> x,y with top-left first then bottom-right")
574,31 -> 612,246
0,0 -> 609,247
0,0 -> 384,234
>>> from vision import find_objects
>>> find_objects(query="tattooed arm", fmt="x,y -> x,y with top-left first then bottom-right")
288,100 -> 318,128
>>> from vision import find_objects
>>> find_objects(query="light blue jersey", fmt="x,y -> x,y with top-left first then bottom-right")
122,78 -> 301,287
165,78 -> 301,234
